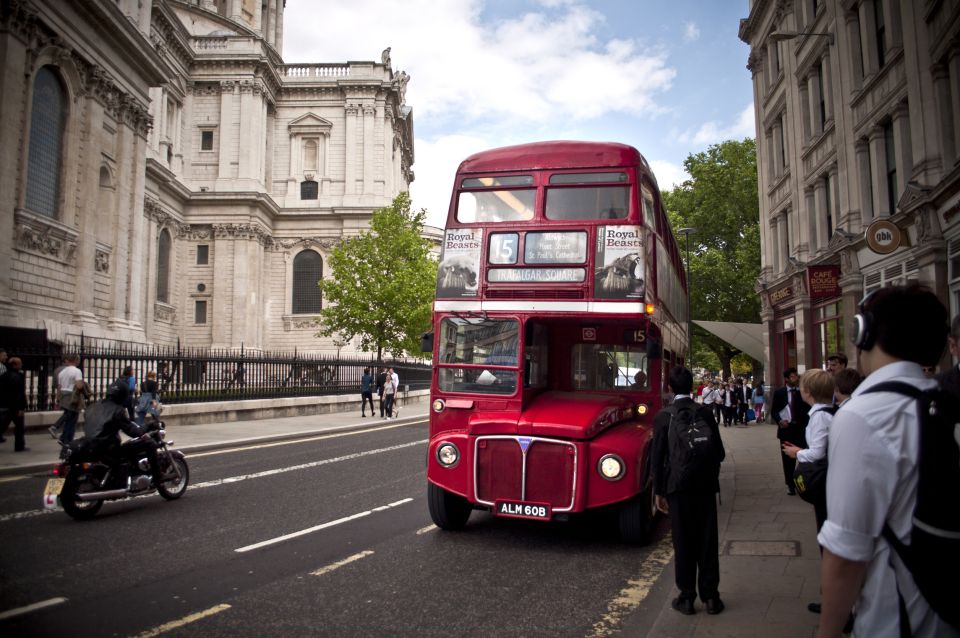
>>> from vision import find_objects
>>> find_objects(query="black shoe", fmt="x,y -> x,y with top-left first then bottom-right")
843,613 -> 855,634
787,487 -> 796,495
14,447 -> 29,452
808,602 -> 821,614
671,597 -> 696,615
705,598 -> 725,615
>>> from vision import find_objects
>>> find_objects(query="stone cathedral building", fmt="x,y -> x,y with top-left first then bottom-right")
0,0 -> 415,353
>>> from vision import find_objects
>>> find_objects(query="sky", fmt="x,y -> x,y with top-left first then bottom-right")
283,0 -> 755,229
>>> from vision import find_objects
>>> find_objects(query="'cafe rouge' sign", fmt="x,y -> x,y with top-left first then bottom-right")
807,265 -> 841,299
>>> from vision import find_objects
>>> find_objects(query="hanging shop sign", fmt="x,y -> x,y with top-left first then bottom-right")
865,219 -> 902,255
807,265 -> 841,299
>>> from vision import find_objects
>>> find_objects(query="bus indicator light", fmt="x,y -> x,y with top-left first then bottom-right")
645,304 -> 655,315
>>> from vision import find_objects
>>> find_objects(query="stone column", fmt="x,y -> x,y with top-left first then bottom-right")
274,0 -> 284,53
855,138 -> 873,226
805,187 -> 819,255
821,52 -> 833,124
344,103 -> 358,195
892,103 -> 912,205
807,71 -> 821,136
181,87 -> 194,180
859,1 -> 878,77
218,82 -> 235,181
211,232 -> 233,348
126,116 -> 149,331
769,218 -> 781,274
238,82 -> 255,182
228,0 -> 241,23
868,126 -> 889,216
798,78 -> 811,142
828,165 -> 840,233
108,113 -> 133,328
846,13 -> 864,86
72,97 -> 99,328
265,0 -> 276,47
934,65 -> 956,168
772,119 -> 784,175
778,212 -> 790,273
814,179 -> 829,254
362,103 -> 375,196
949,50 -> 960,167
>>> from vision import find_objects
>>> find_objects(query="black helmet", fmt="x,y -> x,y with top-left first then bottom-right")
105,378 -> 129,405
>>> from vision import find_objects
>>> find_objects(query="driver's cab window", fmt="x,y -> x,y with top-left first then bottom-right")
571,344 -> 649,391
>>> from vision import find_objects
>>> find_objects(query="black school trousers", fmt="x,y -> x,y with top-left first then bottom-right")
667,488 -> 720,602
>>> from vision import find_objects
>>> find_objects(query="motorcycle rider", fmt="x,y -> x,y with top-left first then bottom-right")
84,378 -> 164,487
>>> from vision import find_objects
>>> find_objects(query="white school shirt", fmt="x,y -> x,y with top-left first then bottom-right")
796,403 -> 833,463
58,365 -> 83,393
817,361 -> 955,638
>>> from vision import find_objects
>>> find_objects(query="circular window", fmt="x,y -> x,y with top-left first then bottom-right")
197,283 -> 206,292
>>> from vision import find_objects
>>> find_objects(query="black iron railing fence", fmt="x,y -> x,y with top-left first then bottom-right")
5,337 -> 432,412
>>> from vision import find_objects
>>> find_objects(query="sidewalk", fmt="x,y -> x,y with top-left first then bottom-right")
642,420 -> 822,638
0,404 -> 430,477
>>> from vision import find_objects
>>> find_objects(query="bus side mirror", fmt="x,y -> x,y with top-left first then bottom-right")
646,337 -> 662,360
420,332 -> 434,353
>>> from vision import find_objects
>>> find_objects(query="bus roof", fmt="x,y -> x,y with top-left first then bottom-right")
457,141 -> 653,179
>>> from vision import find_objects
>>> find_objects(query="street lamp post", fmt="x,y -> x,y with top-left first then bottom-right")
677,227 -> 697,371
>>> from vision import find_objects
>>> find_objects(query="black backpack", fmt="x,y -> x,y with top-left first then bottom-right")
667,404 -> 717,490
793,405 -> 839,506
862,381 -> 960,631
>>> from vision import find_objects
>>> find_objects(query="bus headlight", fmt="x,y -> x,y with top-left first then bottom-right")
636,404 -> 648,416
436,443 -> 460,468
432,399 -> 445,413
598,454 -> 625,480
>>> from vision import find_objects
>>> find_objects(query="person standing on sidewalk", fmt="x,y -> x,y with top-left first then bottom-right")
771,367 -> 810,495
651,366 -> 726,616
383,368 -> 396,419
0,357 -> 28,451
360,367 -> 375,417
818,285 -> 955,637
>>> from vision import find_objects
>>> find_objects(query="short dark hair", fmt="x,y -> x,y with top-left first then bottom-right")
860,284 -> 948,365
668,366 -> 693,395
826,353 -> 848,366
783,367 -> 798,379
834,368 -> 863,396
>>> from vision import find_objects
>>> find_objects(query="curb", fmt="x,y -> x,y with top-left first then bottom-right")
0,413 -> 429,478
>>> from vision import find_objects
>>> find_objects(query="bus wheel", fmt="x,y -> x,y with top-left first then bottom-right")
428,482 -> 472,530
618,485 -> 657,545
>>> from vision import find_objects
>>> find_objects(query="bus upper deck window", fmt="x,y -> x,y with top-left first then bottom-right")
457,189 -> 536,223
546,173 -> 630,221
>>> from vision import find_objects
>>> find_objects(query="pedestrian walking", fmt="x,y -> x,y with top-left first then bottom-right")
770,367 -> 810,495
651,366 -> 726,616
135,371 -> 161,426
752,379 -> 765,422
376,367 -> 387,417
0,357 -> 28,451
818,285 -> 957,637
50,354 -> 83,442
360,367 -> 375,417
383,367 -> 397,419
120,366 -> 137,421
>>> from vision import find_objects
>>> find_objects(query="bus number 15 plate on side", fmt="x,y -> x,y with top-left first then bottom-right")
494,500 -> 552,521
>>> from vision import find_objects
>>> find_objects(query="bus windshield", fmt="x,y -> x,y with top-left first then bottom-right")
570,343 -> 649,391
438,317 -> 519,395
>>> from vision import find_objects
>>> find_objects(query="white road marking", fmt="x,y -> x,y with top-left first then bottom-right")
415,525 -> 437,535
585,533 -> 675,638
235,498 -> 413,553
133,603 -> 231,638
0,475 -> 29,484
310,550 -> 375,576
188,420 -> 426,458
0,597 -> 68,620
0,439 -> 427,524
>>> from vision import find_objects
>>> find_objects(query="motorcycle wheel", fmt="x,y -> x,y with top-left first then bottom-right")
61,473 -> 104,520
157,455 -> 189,500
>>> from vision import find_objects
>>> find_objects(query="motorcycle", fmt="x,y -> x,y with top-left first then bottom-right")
43,418 -> 190,520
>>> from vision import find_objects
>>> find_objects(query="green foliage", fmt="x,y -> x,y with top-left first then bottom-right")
316,193 -> 438,361
663,139 -> 761,377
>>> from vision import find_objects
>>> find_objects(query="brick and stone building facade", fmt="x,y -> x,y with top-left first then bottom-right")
739,0 -> 959,379
0,0 -> 415,352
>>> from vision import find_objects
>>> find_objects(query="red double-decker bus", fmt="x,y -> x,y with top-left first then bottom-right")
423,141 -> 689,543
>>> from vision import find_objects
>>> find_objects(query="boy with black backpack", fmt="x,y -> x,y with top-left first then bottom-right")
818,285 -> 959,637
651,366 -> 726,616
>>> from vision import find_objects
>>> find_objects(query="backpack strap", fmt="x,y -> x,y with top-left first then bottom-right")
862,381 -> 924,400
883,524 -> 914,638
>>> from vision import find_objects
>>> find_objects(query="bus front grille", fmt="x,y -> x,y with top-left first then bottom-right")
485,289 -> 584,300
474,436 -> 577,511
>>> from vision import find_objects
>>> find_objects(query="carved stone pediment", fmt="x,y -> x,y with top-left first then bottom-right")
826,228 -> 857,252
14,209 -> 78,264
270,236 -> 341,252
897,180 -> 931,213
288,113 -> 333,135
282,315 -> 319,331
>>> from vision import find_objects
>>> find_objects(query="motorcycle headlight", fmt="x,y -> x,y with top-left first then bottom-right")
157,429 -> 166,440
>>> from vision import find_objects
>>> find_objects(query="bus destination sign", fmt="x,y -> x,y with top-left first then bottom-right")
488,268 -> 585,283
524,232 -> 587,264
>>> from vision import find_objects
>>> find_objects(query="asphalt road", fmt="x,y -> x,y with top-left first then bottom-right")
0,418 -> 671,638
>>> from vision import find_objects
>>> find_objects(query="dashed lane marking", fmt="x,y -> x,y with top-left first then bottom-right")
310,550 -> 375,576
235,498 -> 414,553
133,603 -> 232,638
585,533 -> 675,638
0,440 -> 427,525
188,420 -> 426,458
415,525 -> 437,535
0,597 -> 68,621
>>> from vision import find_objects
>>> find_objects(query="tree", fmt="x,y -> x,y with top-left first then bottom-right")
662,139 -> 761,379
316,193 -> 437,362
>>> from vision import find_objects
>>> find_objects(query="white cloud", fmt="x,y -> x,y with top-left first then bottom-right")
683,22 -> 700,43
676,103 -> 755,146
649,160 -> 689,191
408,134 -> 495,229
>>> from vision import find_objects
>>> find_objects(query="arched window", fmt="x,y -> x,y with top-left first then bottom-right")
25,67 -> 67,218
303,139 -> 318,171
292,250 -> 322,314
157,229 -> 172,303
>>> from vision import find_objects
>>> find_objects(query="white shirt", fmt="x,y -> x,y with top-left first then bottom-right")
58,365 -> 82,393
817,361 -> 954,638
392,372 -> 399,392
796,403 -> 833,463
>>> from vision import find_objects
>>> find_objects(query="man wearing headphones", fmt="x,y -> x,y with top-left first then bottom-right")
817,285 -> 952,638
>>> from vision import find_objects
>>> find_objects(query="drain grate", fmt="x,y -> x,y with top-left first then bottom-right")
724,540 -> 800,557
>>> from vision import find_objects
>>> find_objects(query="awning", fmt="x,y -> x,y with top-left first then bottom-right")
693,320 -> 764,362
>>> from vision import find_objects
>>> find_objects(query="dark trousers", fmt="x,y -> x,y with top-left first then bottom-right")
378,391 -> 385,417
667,489 -> 720,602
712,404 -> 722,423
60,408 -> 80,443
384,393 -> 395,417
736,403 -> 747,423
0,410 -> 26,451
780,449 -> 796,489
361,391 -> 374,415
